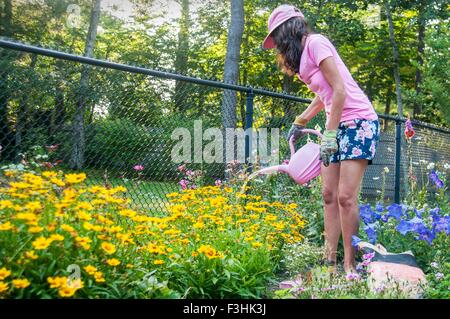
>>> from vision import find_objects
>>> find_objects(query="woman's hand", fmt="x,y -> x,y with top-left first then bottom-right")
320,130 -> 338,167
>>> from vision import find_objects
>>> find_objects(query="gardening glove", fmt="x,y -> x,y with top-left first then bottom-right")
287,116 -> 308,144
320,130 -> 338,167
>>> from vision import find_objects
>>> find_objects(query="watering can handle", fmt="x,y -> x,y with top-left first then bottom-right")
289,129 -> 324,157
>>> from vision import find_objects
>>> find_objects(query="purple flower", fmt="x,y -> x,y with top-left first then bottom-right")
351,235 -> 362,248
359,204 -> 375,224
435,273 -> 444,280
396,220 -> 413,235
186,170 -> 194,177
429,170 -> 444,189
215,179 -> 223,187
364,224 -> 377,244
375,203 -> 384,212
418,228 -> 436,245
430,262 -> 438,269
386,203 -> 403,220
345,273 -> 361,281
433,216 -> 449,235
179,179 -> 189,190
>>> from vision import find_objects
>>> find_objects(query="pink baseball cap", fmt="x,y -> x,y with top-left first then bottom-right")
262,4 -> 305,50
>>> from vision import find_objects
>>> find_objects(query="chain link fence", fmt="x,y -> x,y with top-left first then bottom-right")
1,39 -> 449,210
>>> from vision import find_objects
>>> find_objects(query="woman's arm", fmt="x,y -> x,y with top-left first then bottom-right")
298,95 -> 325,122
319,57 -> 346,130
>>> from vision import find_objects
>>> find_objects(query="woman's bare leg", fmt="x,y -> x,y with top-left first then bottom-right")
321,162 -> 341,263
338,159 -> 368,272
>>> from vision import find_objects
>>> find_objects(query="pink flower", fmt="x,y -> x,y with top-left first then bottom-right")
133,165 -> 144,171
352,148 -> 363,157
405,119 -> 415,139
177,164 -> 186,172
345,273 -> 361,281
179,179 -> 189,190
186,170 -> 194,177
215,179 -> 222,186
363,128 -> 373,139
363,252 -> 375,261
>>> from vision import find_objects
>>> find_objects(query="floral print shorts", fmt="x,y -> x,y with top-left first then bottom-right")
330,119 -> 380,165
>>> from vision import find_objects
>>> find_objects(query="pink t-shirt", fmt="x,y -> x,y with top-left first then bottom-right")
298,34 -> 378,126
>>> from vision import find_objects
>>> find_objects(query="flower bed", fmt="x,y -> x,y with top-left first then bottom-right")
0,170 -> 305,298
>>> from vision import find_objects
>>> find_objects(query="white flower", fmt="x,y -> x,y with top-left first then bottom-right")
427,162 -> 435,170
384,167 -> 390,173
444,163 -> 450,170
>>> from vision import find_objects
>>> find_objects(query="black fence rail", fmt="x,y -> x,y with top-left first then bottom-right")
0,39 -> 449,210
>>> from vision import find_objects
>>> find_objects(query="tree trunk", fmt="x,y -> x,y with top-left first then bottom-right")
221,0 -> 244,165
0,0 -> 14,161
15,54 -> 38,161
383,81 -> 393,130
70,0 -> 101,169
174,0 -> 190,112
384,0 -> 403,117
414,2 -> 426,117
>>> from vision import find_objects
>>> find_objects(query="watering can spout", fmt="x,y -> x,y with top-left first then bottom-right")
256,165 -> 286,176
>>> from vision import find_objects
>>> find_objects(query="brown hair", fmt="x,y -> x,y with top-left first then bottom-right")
272,15 -> 311,76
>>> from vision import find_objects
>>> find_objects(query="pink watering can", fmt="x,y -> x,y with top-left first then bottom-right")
255,129 -> 323,185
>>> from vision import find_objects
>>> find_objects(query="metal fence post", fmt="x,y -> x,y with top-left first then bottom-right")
394,118 -> 402,203
245,90 -> 254,172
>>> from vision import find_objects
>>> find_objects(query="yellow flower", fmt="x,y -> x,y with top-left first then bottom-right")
0,281 -> 9,293
252,242 -> 263,248
0,268 -> 11,280
153,259 -> 164,265
193,222 -> 205,229
12,279 -> 30,289
197,245 -> 224,259
61,224 -> 75,233
25,201 -> 42,211
25,250 -> 38,260
32,237 -> 52,250
119,209 -> 137,218
106,258 -> 120,267
64,173 -> 87,184
101,242 -> 116,255
75,236 -> 92,245
94,272 -> 105,283
47,276 -> 67,289
126,264 -> 134,269
0,200 -> 13,209
0,221 -> 13,231
58,285 -> 76,297
66,278 -> 84,290
84,265 -> 97,275
77,210 -> 92,221
28,226 -> 44,234
42,171 -> 58,178
50,177 -> 65,187
4,170 -> 16,177
76,202 -> 93,211
49,234 -> 65,242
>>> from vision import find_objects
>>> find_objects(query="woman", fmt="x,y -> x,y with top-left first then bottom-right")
262,4 -> 380,273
